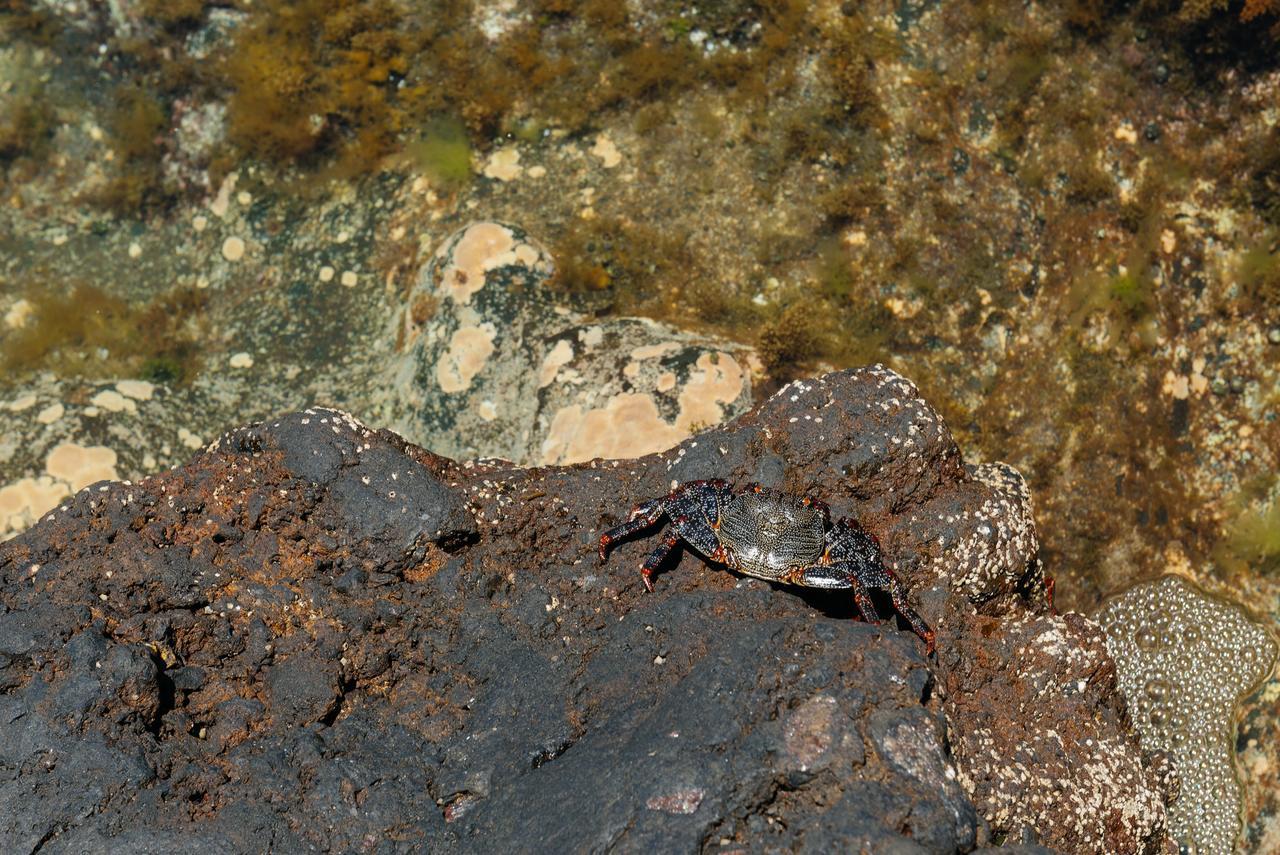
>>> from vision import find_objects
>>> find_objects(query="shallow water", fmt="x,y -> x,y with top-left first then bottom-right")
1,0 -> 1279,848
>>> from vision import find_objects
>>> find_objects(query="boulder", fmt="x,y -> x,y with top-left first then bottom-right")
0,368 -> 1171,852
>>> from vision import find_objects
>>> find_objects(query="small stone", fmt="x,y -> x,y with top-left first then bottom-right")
221,236 -> 246,262
1210,378 -> 1228,396
229,352 -> 254,369
127,242 -> 142,259
1143,122 -> 1160,141
1154,64 -> 1169,84
590,134 -> 622,168
1229,376 -> 1246,394
1267,327 -> 1280,344
340,271 -> 358,288
482,147 -> 522,182
975,67 -> 988,81
319,265 -> 335,283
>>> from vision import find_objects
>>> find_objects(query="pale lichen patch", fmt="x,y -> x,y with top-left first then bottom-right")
437,324 -> 497,393
0,477 -> 71,540
437,222 -> 522,304
482,146 -> 522,181
45,442 -> 118,489
36,402 -> 64,424
90,389 -> 135,413
538,339 -> 575,388
116,379 -> 155,400
675,351 -> 746,432
590,133 -> 622,168
541,394 -> 686,465
4,298 -> 33,329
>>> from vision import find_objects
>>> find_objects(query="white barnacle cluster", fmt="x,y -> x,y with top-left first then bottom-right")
908,462 -> 1038,599
949,462 -> 1039,599
1095,574 -> 1279,855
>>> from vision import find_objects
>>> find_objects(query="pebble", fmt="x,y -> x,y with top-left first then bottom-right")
1267,327 -> 1280,344
341,271 -> 358,287
1211,378 -> 1229,396
229,352 -> 254,369
319,266 -> 335,283
222,236 -> 246,262
1154,64 -> 1169,85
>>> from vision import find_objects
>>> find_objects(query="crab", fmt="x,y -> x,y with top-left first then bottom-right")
598,480 -> 935,654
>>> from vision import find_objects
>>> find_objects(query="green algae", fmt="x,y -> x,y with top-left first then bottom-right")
1216,476 -> 1280,577
1,281 -> 207,384
406,117 -> 472,190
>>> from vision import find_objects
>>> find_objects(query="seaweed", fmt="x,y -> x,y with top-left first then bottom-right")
1,281 -> 208,384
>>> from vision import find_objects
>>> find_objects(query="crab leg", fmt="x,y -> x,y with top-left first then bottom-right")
640,534 -> 681,592
794,561 -> 935,655
598,499 -> 666,561
854,561 -> 935,654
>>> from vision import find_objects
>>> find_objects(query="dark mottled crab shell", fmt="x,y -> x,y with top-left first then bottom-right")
718,491 -> 825,580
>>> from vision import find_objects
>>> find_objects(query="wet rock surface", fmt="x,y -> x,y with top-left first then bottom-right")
0,368 -> 1168,852
392,222 -> 758,464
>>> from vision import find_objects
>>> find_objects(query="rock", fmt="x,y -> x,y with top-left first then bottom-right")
1096,574 -> 1278,855
0,222 -> 758,542
0,367 -> 1170,852
391,222 -> 758,463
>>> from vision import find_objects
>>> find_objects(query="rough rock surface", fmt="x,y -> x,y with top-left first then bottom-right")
0,367 -> 1169,852
0,221 -> 758,541
392,222 -> 758,463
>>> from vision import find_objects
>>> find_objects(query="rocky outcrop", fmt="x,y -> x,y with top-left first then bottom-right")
392,221 -> 758,464
0,367 -> 1170,852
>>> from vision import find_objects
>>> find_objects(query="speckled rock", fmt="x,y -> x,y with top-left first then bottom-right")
940,610 -> 1174,854
0,368 -> 1169,851
391,221 -> 758,463
1096,574 -> 1278,855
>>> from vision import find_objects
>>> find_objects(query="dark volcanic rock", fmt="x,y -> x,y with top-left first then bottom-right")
0,368 -> 1170,852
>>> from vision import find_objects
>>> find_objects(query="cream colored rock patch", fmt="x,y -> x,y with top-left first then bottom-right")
36,402 -> 64,424
4,298 -> 33,329
437,222 -> 543,305
539,340 -> 575,388
630,341 -> 681,361
437,324 -> 497,393
483,146 -> 522,181
116,379 -> 155,400
91,389 -> 135,413
541,393 -> 686,465
46,442 -> 119,489
0,477 -> 71,539
2,442 -> 120,539
675,352 -> 745,432
590,134 -> 622,168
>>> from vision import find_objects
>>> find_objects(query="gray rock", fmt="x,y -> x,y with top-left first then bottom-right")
391,222 -> 758,463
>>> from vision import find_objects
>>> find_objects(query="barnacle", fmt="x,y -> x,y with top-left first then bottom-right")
1095,575 -> 1278,855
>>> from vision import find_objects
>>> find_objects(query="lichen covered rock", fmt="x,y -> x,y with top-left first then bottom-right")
392,221 -> 757,463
